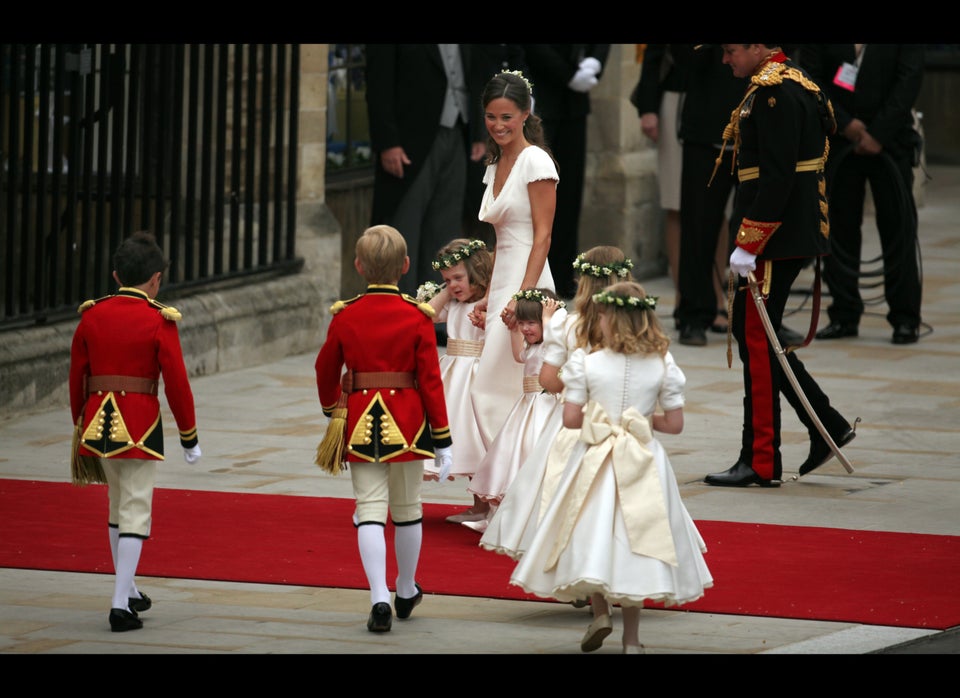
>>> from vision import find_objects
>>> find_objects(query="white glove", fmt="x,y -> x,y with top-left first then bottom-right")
183,444 -> 202,464
568,67 -> 598,93
434,446 -> 453,482
729,247 -> 757,277
578,57 -> 601,76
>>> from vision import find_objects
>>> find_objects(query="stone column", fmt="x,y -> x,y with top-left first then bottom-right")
580,44 -> 663,280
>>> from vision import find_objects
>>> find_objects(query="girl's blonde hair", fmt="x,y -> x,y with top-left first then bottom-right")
572,246 -> 635,350
597,281 -> 670,356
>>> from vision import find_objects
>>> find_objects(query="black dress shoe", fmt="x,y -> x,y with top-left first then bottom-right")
394,583 -> 423,620
128,592 -> 152,614
367,602 -> 393,632
704,461 -> 780,488
816,321 -> 859,340
798,427 -> 857,476
109,608 -> 143,632
679,325 -> 707,347
891,325 -> 919,345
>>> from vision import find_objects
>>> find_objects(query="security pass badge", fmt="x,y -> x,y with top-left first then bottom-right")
833,62 -> 858,92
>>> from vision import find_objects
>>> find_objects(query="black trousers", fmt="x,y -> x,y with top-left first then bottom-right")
733,257 -> 850,480
677,143 -> 737,330
823,147 -> 922,329
542,116 -> 587,298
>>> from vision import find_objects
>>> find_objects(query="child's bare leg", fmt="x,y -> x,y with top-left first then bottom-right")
621,605 -> 645,653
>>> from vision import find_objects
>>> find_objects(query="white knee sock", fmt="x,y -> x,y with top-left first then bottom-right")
112,536 -> 143,611
393,523 -> 422,599
110,527 -> 141,600
357,524 -> 390,605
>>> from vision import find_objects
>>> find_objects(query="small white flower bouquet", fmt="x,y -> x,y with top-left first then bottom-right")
416,281 -> 444,303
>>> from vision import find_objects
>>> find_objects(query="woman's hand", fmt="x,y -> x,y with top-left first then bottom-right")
500,299 -> 518,328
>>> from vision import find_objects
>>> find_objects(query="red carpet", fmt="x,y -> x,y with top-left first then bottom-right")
1,478 -> 957,630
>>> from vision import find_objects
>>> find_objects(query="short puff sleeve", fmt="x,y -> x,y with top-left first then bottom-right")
561,348 -> 588,405
519,146 -> 559,185
659,351 -> 687,412
542,306 -> 569,366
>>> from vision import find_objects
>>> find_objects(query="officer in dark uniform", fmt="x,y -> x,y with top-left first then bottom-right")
702,45 -> 856,487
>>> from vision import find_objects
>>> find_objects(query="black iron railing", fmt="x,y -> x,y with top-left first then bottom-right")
0,43 -> 301,329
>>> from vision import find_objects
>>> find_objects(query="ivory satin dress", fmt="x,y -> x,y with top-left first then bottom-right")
423,299 -> 487,479
471,145 -> 557,448
509,348 -> 713,608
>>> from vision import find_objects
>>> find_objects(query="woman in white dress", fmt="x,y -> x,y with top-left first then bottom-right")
479,247 -> 635,561
509,280 -> 713,654
470,70 -> 558,451
464,289 -> 563,532
420,240 -> 493,518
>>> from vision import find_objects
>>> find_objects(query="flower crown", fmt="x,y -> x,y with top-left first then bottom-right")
572,253 -> 635,279
512,289 -> 565,308
432,239 -> 487,270
500,69 -> 533,94
415,280 -> 444,303
592,290 -> 657,311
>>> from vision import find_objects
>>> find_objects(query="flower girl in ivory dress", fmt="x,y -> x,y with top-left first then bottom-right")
479,246 -> 634,562
509,280 -> 713,654
419,240 -> 495,525
463,288 -> 564,532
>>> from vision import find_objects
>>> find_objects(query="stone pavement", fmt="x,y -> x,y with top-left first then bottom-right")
1,165 -> 958,655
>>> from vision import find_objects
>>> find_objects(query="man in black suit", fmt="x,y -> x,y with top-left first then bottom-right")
365,44 -> 486,297
801,44 -> 924,345
522,44 -> 610,299
674,44 -> 748,347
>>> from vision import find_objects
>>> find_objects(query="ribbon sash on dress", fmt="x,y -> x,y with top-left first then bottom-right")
543,401 -> 678,571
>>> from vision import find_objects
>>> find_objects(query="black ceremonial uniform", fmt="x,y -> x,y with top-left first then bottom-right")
719,51 -> 853,483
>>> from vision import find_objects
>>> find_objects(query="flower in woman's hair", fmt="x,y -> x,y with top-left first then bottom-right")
500,69 -> 533,94
572,253 -> 635,279
591,290 -> 657,310
432,239 -> 487,270
415,281 -> 444,303
511,289 -> 565,308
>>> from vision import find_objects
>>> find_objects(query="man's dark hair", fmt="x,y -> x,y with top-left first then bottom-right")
113,231 -> 168,286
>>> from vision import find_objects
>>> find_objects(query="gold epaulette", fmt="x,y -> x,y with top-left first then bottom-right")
77,295 -> 113,314
149,298 -> 182,322
753,63 -> 826,98
402,293 -> 436,318
329,294 -> 362,315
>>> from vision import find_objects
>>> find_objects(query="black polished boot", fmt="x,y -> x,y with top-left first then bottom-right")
798,427 -> 857,476
704,461 -> 780,488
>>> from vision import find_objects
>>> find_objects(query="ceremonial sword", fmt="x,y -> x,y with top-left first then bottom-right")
745,270 -> 855,476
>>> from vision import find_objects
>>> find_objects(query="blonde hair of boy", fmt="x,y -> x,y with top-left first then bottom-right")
355,225 -> 408,284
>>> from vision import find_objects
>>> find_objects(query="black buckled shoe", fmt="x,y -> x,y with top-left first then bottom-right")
891,325 -> 919,345
109,608 -> 143,632
394,583 -> 423,620
815,321 -> 859,340
128,592 -> 152,614
704,461 -> 780,488
798,427 -> 857,477
367,602 -> 393,632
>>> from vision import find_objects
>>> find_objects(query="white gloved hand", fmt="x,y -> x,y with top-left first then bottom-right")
183,444 -> 202,464
434,446 -> 453,482
729,247 -> 757,277
568,68 -> 598,93
578,57 -> 601,76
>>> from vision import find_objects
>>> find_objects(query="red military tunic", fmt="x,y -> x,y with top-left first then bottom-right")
69,287 -> 198,460
315,285 -> 452,463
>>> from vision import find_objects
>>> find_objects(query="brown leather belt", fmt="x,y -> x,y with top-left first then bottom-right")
341,370 -> 416,392
85,374 -> 159,397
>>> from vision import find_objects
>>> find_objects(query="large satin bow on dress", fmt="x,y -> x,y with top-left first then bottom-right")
544,401 -> 678,571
